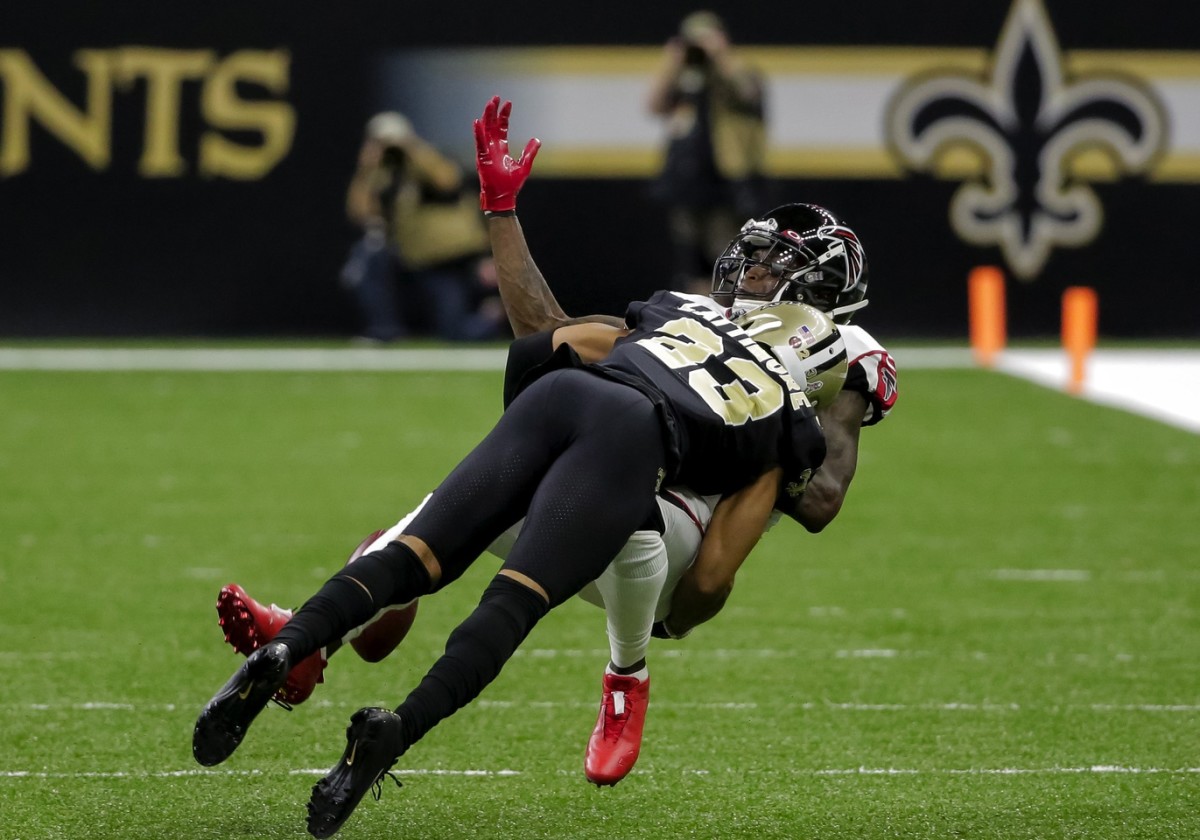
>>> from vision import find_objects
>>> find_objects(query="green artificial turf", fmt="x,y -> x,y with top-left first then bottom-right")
2,365 -> 1198,839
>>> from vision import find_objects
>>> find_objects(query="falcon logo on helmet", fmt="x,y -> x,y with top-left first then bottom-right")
713,203 -> 869,325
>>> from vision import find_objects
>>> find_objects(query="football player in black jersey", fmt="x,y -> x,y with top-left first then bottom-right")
475,95 -> 895,618
475,96 -> 896,786
192,105 -> 831,837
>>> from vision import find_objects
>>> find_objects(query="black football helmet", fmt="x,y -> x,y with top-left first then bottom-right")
712,204 -> 869,324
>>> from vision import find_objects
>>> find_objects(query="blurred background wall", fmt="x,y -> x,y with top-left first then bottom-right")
2,0 -> 1196,339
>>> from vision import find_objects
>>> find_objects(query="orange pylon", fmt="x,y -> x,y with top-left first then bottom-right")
968,266 -> 1006,367
1062,286 -> 1098,395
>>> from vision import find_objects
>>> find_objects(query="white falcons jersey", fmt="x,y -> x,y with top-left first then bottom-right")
840,324 -> 898,427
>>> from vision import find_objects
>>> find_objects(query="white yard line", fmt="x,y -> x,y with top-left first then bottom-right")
0,346 -> 1195,434
990,569 -> 1092,581
0,768 -> 519,779
7,700 -> 1200,713
0,346 -> 976,371
0,347 -> 510,371
3,766 -> 1199,780
805,766 -> 1200,776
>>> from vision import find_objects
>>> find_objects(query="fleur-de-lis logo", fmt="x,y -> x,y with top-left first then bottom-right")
887,0 -> 1167,278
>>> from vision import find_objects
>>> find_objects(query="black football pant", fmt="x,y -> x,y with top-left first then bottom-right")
391,368 -> 667,747
274,368 -> 668,750
408,367 -> 667,605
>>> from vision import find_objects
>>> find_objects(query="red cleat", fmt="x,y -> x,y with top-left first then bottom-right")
215,583 -> 325,705
584,671 -> 650,786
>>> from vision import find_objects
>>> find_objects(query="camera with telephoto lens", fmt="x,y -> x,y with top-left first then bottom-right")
381,144 -> 407,169
683,41 -> 708,67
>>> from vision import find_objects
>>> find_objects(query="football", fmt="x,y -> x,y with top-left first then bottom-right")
343,527 -> 421,662
349,600 -> 419,662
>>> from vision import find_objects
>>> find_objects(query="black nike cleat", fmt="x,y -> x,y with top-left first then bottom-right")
307,707 -> 406,838
192,641 -> 292,766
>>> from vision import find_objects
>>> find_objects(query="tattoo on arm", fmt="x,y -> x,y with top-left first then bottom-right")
488,215 -> 624,337
489,216 -> 570,337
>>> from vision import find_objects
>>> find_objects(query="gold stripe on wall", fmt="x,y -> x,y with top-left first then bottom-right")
489,46 -> 992,75
531,147 -> 914,179
486,46 -> 1200,80
531,147 -> 1200,181
766,148 -> 902,179
531,148 -> 662,177
1150,153 -> 1200,182
530,148 -> 903,179
742,47 -> 989,75
1066,51 -> 1200,77
489,46 -> 1200,180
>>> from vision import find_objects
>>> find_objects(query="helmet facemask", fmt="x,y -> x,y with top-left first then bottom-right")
712,212 -> 869,324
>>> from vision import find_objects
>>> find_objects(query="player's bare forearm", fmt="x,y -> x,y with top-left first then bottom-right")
476,100 -> 623,336
486,215 -> 571,336
660,571 -> 728,639
793,391 -> 866,532
662,467 -> 780,636
487,215 -> 625,336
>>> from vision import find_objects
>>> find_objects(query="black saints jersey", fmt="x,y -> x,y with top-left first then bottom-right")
594,291 -> 825,496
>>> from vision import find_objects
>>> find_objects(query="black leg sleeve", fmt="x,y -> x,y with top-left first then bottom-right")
272,541 -> 431,661
393,575 -> 548,749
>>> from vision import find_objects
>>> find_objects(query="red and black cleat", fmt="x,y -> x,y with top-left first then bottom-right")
215,583 -> 325,705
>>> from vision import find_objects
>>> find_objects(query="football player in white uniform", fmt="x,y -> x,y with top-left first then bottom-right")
212,97 -> 897,789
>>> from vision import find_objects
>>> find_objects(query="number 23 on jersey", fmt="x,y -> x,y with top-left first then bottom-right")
636,314 -> 809,426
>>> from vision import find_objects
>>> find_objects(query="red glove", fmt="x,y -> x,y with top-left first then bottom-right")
473,95 -> 541,214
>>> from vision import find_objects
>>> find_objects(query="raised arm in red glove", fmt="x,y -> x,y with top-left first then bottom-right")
473,95 -> 541,215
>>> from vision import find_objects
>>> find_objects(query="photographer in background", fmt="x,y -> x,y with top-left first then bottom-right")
647,11 -> 768,294
340,112 -> 507,342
